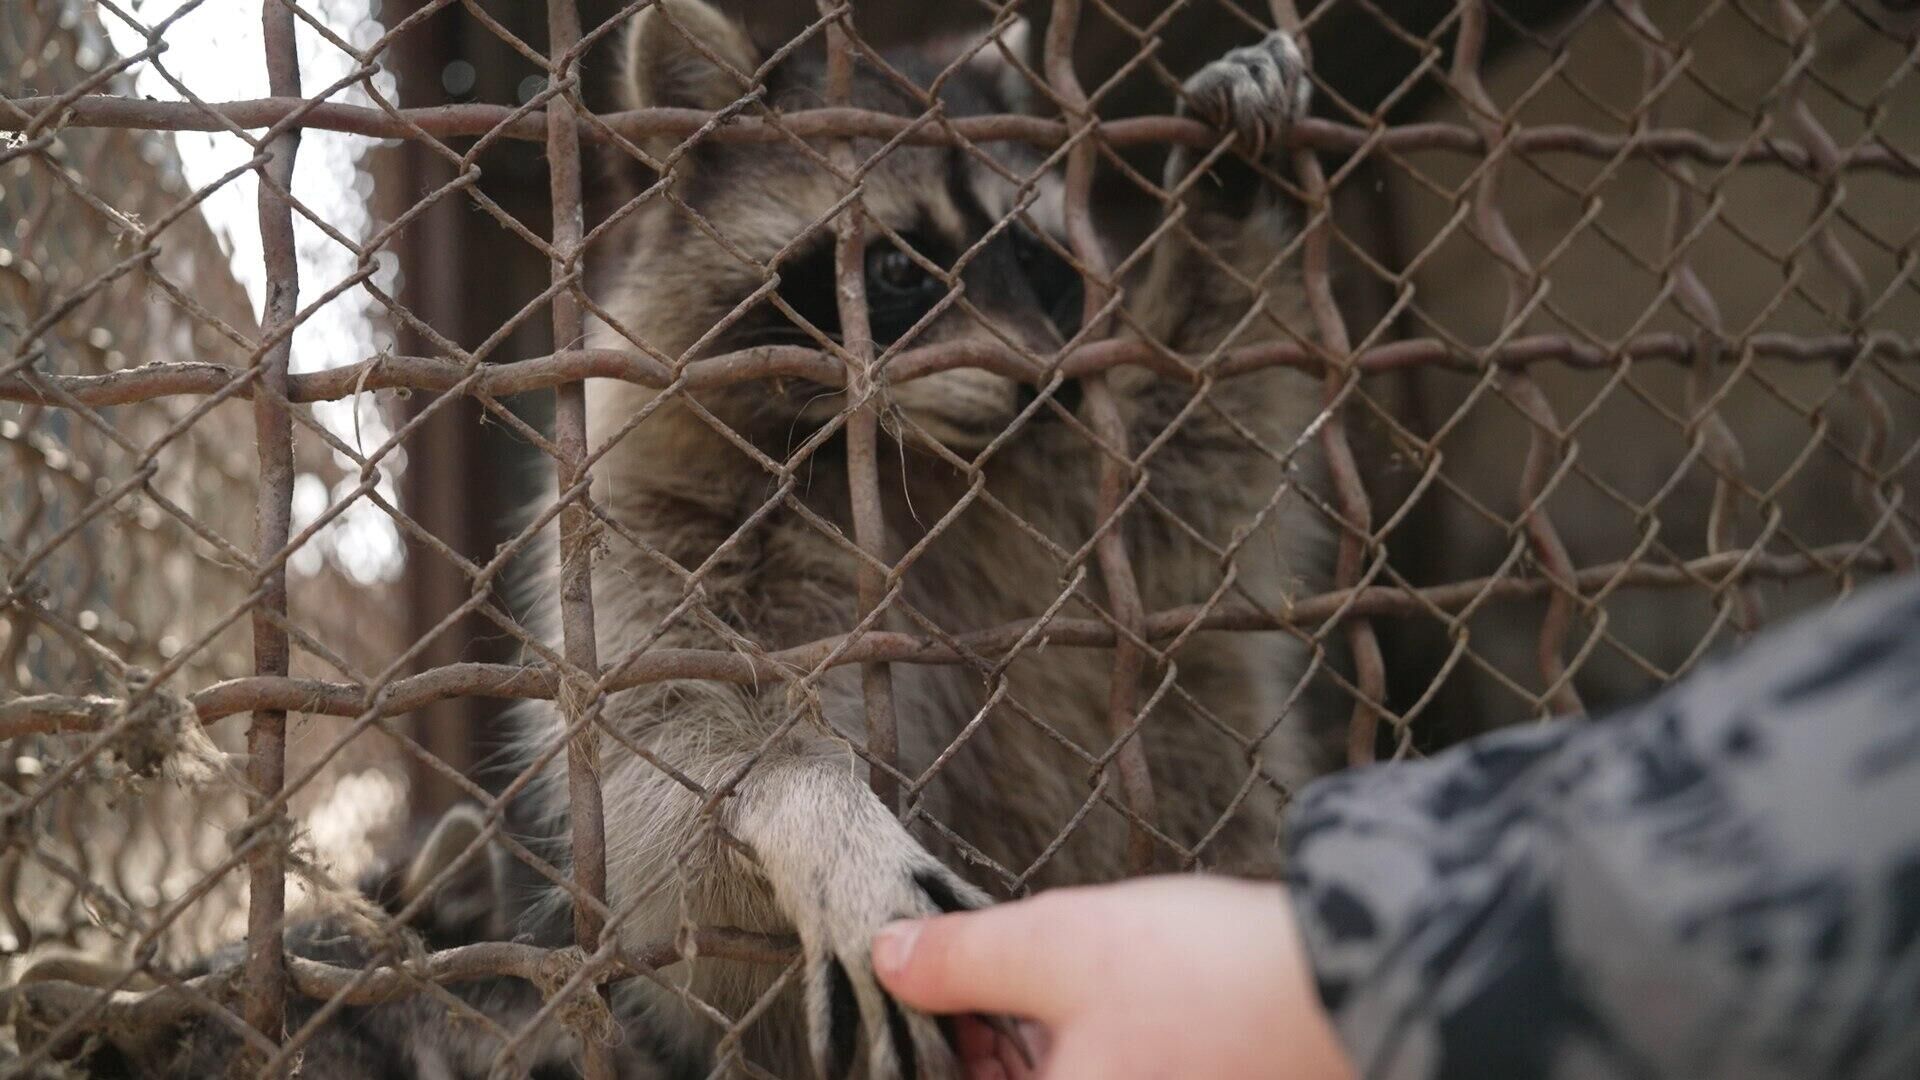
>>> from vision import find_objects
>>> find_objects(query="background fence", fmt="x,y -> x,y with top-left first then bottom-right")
1,0 -> 1915,1076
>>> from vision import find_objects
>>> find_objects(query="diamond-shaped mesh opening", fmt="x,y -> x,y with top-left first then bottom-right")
3,0 -> 1915,1076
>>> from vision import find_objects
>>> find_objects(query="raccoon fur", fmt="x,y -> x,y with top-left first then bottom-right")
12,806 -> 662,1079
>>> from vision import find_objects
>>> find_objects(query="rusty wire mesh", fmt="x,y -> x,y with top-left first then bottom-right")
1,0 -> 413,989
1,0 -> 1916,1076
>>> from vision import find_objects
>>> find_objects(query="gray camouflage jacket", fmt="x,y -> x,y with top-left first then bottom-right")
1285,574 -> 1920,1080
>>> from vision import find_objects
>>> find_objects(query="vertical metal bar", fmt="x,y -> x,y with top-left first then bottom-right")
245,0 -> 299,1071
1615,0 -> 1763,635
1044,0 -> 1158,875
1453,0 -> 1584,717
385,0 -> 488,824
1773,0 -> 1917,574
1305,165 -> 1390,764
545,3 -> 613,1077
1268,0 -> 1391,765
816,2 -> 903,813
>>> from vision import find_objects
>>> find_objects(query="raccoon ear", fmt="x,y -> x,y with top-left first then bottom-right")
621,0 -> 760,113
962,16 -> 1038,114
400,803 -> 504,944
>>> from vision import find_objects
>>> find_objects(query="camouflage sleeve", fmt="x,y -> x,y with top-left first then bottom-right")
1283,575 -> 1920,1080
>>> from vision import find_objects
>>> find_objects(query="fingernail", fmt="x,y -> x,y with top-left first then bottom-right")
871,920 -> 922,977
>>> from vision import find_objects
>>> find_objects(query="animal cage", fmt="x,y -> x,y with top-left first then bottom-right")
2,0 -> 1915,1076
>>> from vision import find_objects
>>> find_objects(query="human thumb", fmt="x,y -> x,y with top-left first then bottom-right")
871,893 -> 1096,1023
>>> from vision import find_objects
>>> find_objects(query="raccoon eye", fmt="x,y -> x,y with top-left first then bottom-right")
866,245 -> 939,300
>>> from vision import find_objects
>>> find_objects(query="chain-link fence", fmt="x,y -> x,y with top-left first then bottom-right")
2,0 -> 413,1022
2,0 -> 1914,1076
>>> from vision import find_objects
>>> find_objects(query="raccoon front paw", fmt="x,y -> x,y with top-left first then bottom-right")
1181,30 -> 1311,157
795,857 -> 991,1080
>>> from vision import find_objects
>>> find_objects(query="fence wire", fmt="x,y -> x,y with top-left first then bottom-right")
0,0 -> 1915,1076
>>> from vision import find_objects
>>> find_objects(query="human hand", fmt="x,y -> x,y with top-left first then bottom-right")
870,875 -> 1353,1079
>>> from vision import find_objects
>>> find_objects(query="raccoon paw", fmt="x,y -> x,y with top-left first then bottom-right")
795,856 -> 991,1080
1180,30 -> 1312,157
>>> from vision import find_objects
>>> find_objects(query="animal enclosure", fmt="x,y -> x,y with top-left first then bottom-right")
2,0 -> 1916,1076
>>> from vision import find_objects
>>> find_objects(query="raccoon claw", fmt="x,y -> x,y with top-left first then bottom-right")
801,862 -> 991,1080
1180,29 -> 1311,157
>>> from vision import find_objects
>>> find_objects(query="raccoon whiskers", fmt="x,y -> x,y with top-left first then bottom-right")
896,428 -> 925,530
790,384 -> 848,494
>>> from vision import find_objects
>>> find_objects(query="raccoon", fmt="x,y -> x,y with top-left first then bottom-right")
512,4 -> 1332,1076
12,806 -> 661,1079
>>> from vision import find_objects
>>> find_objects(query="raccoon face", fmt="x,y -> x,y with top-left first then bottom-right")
596,0 -> 1080,451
